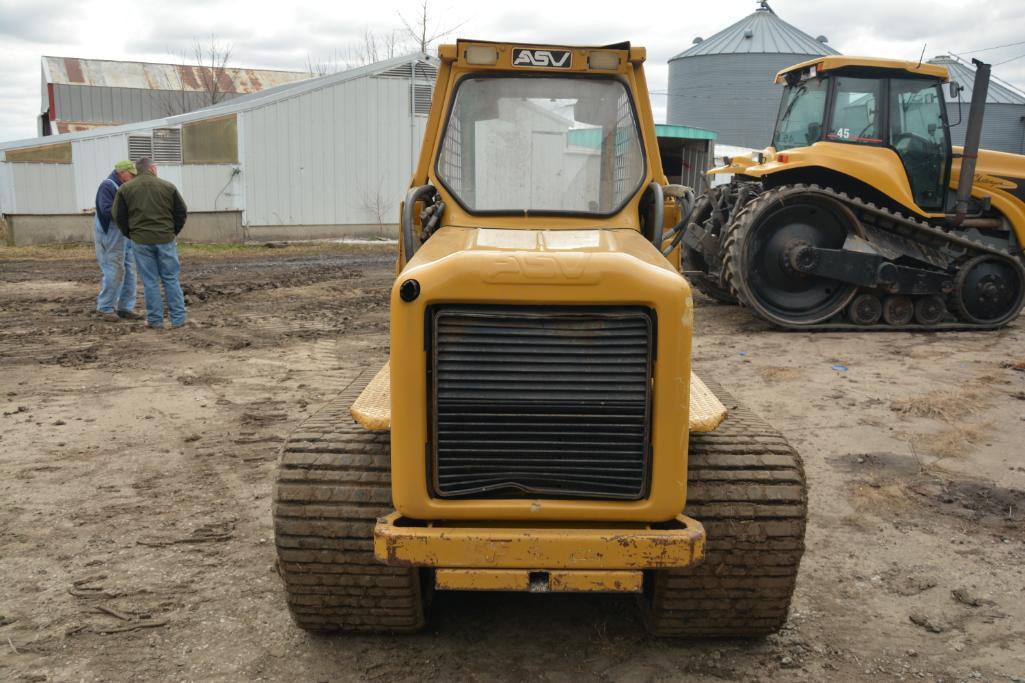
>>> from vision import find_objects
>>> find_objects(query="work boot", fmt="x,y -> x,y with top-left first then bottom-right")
97,311 -> 120,323
116,310 -> 144,321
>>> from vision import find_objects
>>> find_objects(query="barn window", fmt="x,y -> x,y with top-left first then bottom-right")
182,115 -> 239,164
5,141 -> 72,163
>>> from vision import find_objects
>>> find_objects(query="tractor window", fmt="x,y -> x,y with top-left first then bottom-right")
889,79 -> 949,211
828,77 -> 882,144
436,76 -> 645,215
772,78 -> 828,151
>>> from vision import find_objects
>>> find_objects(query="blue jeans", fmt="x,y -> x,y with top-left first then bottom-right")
93,217 -> 136,313
134,241 -> 186,328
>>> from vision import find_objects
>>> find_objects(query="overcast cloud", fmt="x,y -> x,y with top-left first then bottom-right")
1,0 -> 1025,143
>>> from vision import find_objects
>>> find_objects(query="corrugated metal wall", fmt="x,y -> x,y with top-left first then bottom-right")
667,53 -> 807,149
241,76 -> 423,227
4,59 -> 430,233
2,146 -> 242,216
945,102 -> 1025,154
8,163 -> 77,213
0,161 -> 13,213
54,84 -> 241,125
71,133 -> 128,209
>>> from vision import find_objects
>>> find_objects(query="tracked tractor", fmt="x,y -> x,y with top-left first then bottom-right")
273,40 -> 806,637
674,56 -> 1025,329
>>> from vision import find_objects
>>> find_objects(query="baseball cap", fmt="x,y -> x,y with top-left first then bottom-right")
115,160 -> 137,175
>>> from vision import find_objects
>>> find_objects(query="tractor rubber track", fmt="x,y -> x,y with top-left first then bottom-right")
273,371 -> 427,633
641,380 -> 806,637
723,183 -> 1025,331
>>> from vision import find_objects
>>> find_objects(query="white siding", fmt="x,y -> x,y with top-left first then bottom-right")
0,162 -> 14,214
243,76 -> 420,227
72,133 -> 129,210
181,165 -> 243,212
154,164 -> 183,193
10,163 -> 77,213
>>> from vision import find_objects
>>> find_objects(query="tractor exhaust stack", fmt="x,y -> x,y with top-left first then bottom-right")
952,58 -> 991,226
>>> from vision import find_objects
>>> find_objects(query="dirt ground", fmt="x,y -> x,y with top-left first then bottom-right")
1,242 -> 1023,683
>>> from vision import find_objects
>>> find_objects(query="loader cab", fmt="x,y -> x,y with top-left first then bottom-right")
772,65 -> 952,212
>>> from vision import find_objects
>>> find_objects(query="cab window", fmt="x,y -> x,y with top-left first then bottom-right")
828,77 -> 882,144
772,78 -> 828,151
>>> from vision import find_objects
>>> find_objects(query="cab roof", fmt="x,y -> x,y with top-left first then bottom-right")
775,56 -> 949,84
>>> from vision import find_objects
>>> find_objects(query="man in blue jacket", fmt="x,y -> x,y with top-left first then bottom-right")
94,160 -> 140,321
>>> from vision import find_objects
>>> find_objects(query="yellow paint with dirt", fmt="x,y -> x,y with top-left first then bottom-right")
367,40 -> 710,583
433,568 -> 644,593
374,512 -> 705,571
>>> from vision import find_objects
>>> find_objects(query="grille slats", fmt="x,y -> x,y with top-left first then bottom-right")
430,306 -> 653,500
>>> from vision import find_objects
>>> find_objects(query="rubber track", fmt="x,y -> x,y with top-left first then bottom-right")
640,380 -> 807,637
722,183 -> 1025,331
273,371 -> 426,633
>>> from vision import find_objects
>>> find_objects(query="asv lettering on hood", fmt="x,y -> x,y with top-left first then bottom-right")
511,48 -> 572,69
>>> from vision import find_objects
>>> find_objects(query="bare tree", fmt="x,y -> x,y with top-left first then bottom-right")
161,36 -> 235,116
398,0 -> 466,54
358,176 -> 393,235
306,27 -> 409,75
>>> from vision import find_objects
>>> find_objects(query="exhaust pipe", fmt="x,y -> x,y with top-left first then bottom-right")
952,59 -> 990,226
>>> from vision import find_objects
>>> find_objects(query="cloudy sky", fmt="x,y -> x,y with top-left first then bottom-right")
2,0 -> 1025,143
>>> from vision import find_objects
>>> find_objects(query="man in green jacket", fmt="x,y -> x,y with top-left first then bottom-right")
112,157 -> 189,329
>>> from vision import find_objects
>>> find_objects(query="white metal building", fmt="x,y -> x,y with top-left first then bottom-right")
1,53 -> 436,245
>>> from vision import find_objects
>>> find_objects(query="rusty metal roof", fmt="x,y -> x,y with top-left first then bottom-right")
41,56 -> 311,93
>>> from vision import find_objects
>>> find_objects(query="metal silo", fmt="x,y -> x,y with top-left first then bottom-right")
930,55 -> 1025,155
667,1 -> 838,149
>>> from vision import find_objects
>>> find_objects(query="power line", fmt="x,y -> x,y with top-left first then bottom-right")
995,50 -> 1025,66
960,39 -> 1025,55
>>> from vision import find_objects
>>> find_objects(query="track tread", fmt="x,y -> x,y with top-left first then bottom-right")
640,381 -> 807,638
273,372 -> 427,633
720,182 -> 1025,330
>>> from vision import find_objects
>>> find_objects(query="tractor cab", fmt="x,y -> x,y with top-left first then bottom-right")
770,57 -> 953,212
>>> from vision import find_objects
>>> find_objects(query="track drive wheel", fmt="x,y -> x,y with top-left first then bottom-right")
953,255 -> 1025,326
725,185 -> 859,327
640,381 -> 806,637
273,373 -> 428,633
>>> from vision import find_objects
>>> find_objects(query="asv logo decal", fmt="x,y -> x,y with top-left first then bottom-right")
512,48 -> 572,69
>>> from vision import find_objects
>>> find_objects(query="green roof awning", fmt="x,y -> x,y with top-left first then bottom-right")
655,123 -> 717,141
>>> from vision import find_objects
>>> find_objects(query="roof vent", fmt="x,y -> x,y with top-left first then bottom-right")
744,29 -> 754,39
692,37 -> 703,44
816,35 -> 829,43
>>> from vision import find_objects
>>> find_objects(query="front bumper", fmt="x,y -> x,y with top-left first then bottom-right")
373,512 -> 705,593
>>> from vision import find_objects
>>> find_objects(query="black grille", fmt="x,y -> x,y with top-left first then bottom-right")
429,305 -> 654,500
